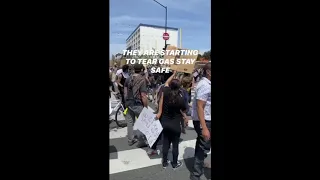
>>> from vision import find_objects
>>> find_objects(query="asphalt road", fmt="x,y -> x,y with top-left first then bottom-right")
110,155 -> 212,180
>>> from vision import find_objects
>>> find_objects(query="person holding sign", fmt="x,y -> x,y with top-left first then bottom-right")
156,71 -> 188,169
124,64 -> 149,146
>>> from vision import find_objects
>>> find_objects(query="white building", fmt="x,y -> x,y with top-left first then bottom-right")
126,23 -> 179,52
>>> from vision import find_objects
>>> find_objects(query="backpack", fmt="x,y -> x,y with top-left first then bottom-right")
128,74 -> 145,102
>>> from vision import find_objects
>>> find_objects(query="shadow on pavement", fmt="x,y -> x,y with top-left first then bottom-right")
183,147 -> 211,180
186,126 -> 195,130
183,147 -> 195,173
109,145 -> 118,159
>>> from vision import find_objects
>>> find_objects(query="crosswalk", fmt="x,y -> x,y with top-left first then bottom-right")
109,88 -> 211,180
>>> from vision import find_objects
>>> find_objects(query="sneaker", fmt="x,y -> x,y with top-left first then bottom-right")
172,161 -> 183,170
128,139 -> 138,146
162,160 -> 170,169
147,148 -> 159,156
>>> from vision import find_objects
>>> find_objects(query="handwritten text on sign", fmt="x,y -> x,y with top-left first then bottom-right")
134,107 -> 163,147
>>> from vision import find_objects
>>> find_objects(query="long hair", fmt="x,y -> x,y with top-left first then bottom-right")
168,79 -> 182,104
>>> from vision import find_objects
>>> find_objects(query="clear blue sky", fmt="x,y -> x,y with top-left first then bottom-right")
110,0 -> 211,58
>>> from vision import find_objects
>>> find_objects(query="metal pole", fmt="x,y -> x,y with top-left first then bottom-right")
165,6 -> 167,48
153,0 -> 168,49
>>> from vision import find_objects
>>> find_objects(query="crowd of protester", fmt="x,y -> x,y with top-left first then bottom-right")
109,62 -> 211,180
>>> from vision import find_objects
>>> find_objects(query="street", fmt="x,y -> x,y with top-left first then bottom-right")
109,90 -> 211,180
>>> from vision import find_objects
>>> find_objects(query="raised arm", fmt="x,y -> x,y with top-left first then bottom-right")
164,71 -> 176,87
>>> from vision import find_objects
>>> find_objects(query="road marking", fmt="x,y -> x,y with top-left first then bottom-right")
109,139 -> 211,174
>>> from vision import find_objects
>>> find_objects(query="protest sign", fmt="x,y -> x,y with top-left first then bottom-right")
175,49 -> 197,74
165,46 -> 198,74
134,107 -> 163,147
164,45 -> 179,71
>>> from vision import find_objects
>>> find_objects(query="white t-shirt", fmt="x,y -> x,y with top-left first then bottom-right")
116,69 -> 129,79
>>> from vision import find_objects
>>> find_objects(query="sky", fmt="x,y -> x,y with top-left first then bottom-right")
110,0 -> 211,59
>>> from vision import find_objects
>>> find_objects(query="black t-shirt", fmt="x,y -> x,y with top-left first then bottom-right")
160,87 -> 187,133
120,73 -> 126,89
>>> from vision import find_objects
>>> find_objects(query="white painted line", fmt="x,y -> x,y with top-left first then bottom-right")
110,120 -> 194,139
110,127 -> 128,139
109,139 -> 211,174
187,120 -> 194,128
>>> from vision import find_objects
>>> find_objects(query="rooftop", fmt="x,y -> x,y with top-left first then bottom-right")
126,23 -> 179,42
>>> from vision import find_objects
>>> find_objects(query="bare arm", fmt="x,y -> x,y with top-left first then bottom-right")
156,92 -> 164,118
141,92 -> 148,107
117,75 -> 123,87
197,100 -> 207,130
165,71 -> 176,87
140,80 -> 148,107
180,110 -> 188,125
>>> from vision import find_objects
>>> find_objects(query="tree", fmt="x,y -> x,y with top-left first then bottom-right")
202,49 -> 211,60
197,54 -> 202,61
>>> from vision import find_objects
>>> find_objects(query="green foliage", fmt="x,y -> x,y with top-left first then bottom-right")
202,49 -> 211,60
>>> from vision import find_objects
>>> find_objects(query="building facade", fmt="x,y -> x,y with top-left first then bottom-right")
126,23 -> 179,52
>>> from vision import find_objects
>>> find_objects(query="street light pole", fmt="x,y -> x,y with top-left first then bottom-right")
165,6 -> 167,48
153,0 -> 167,49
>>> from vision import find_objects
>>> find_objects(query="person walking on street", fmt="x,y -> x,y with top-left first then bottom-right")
146,71 -> 172,155
124,64 -> 149,146
156,71 -> 187,169
190,63 -> 211,180
180,76 -> 193,134
116,65 -> 129,105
